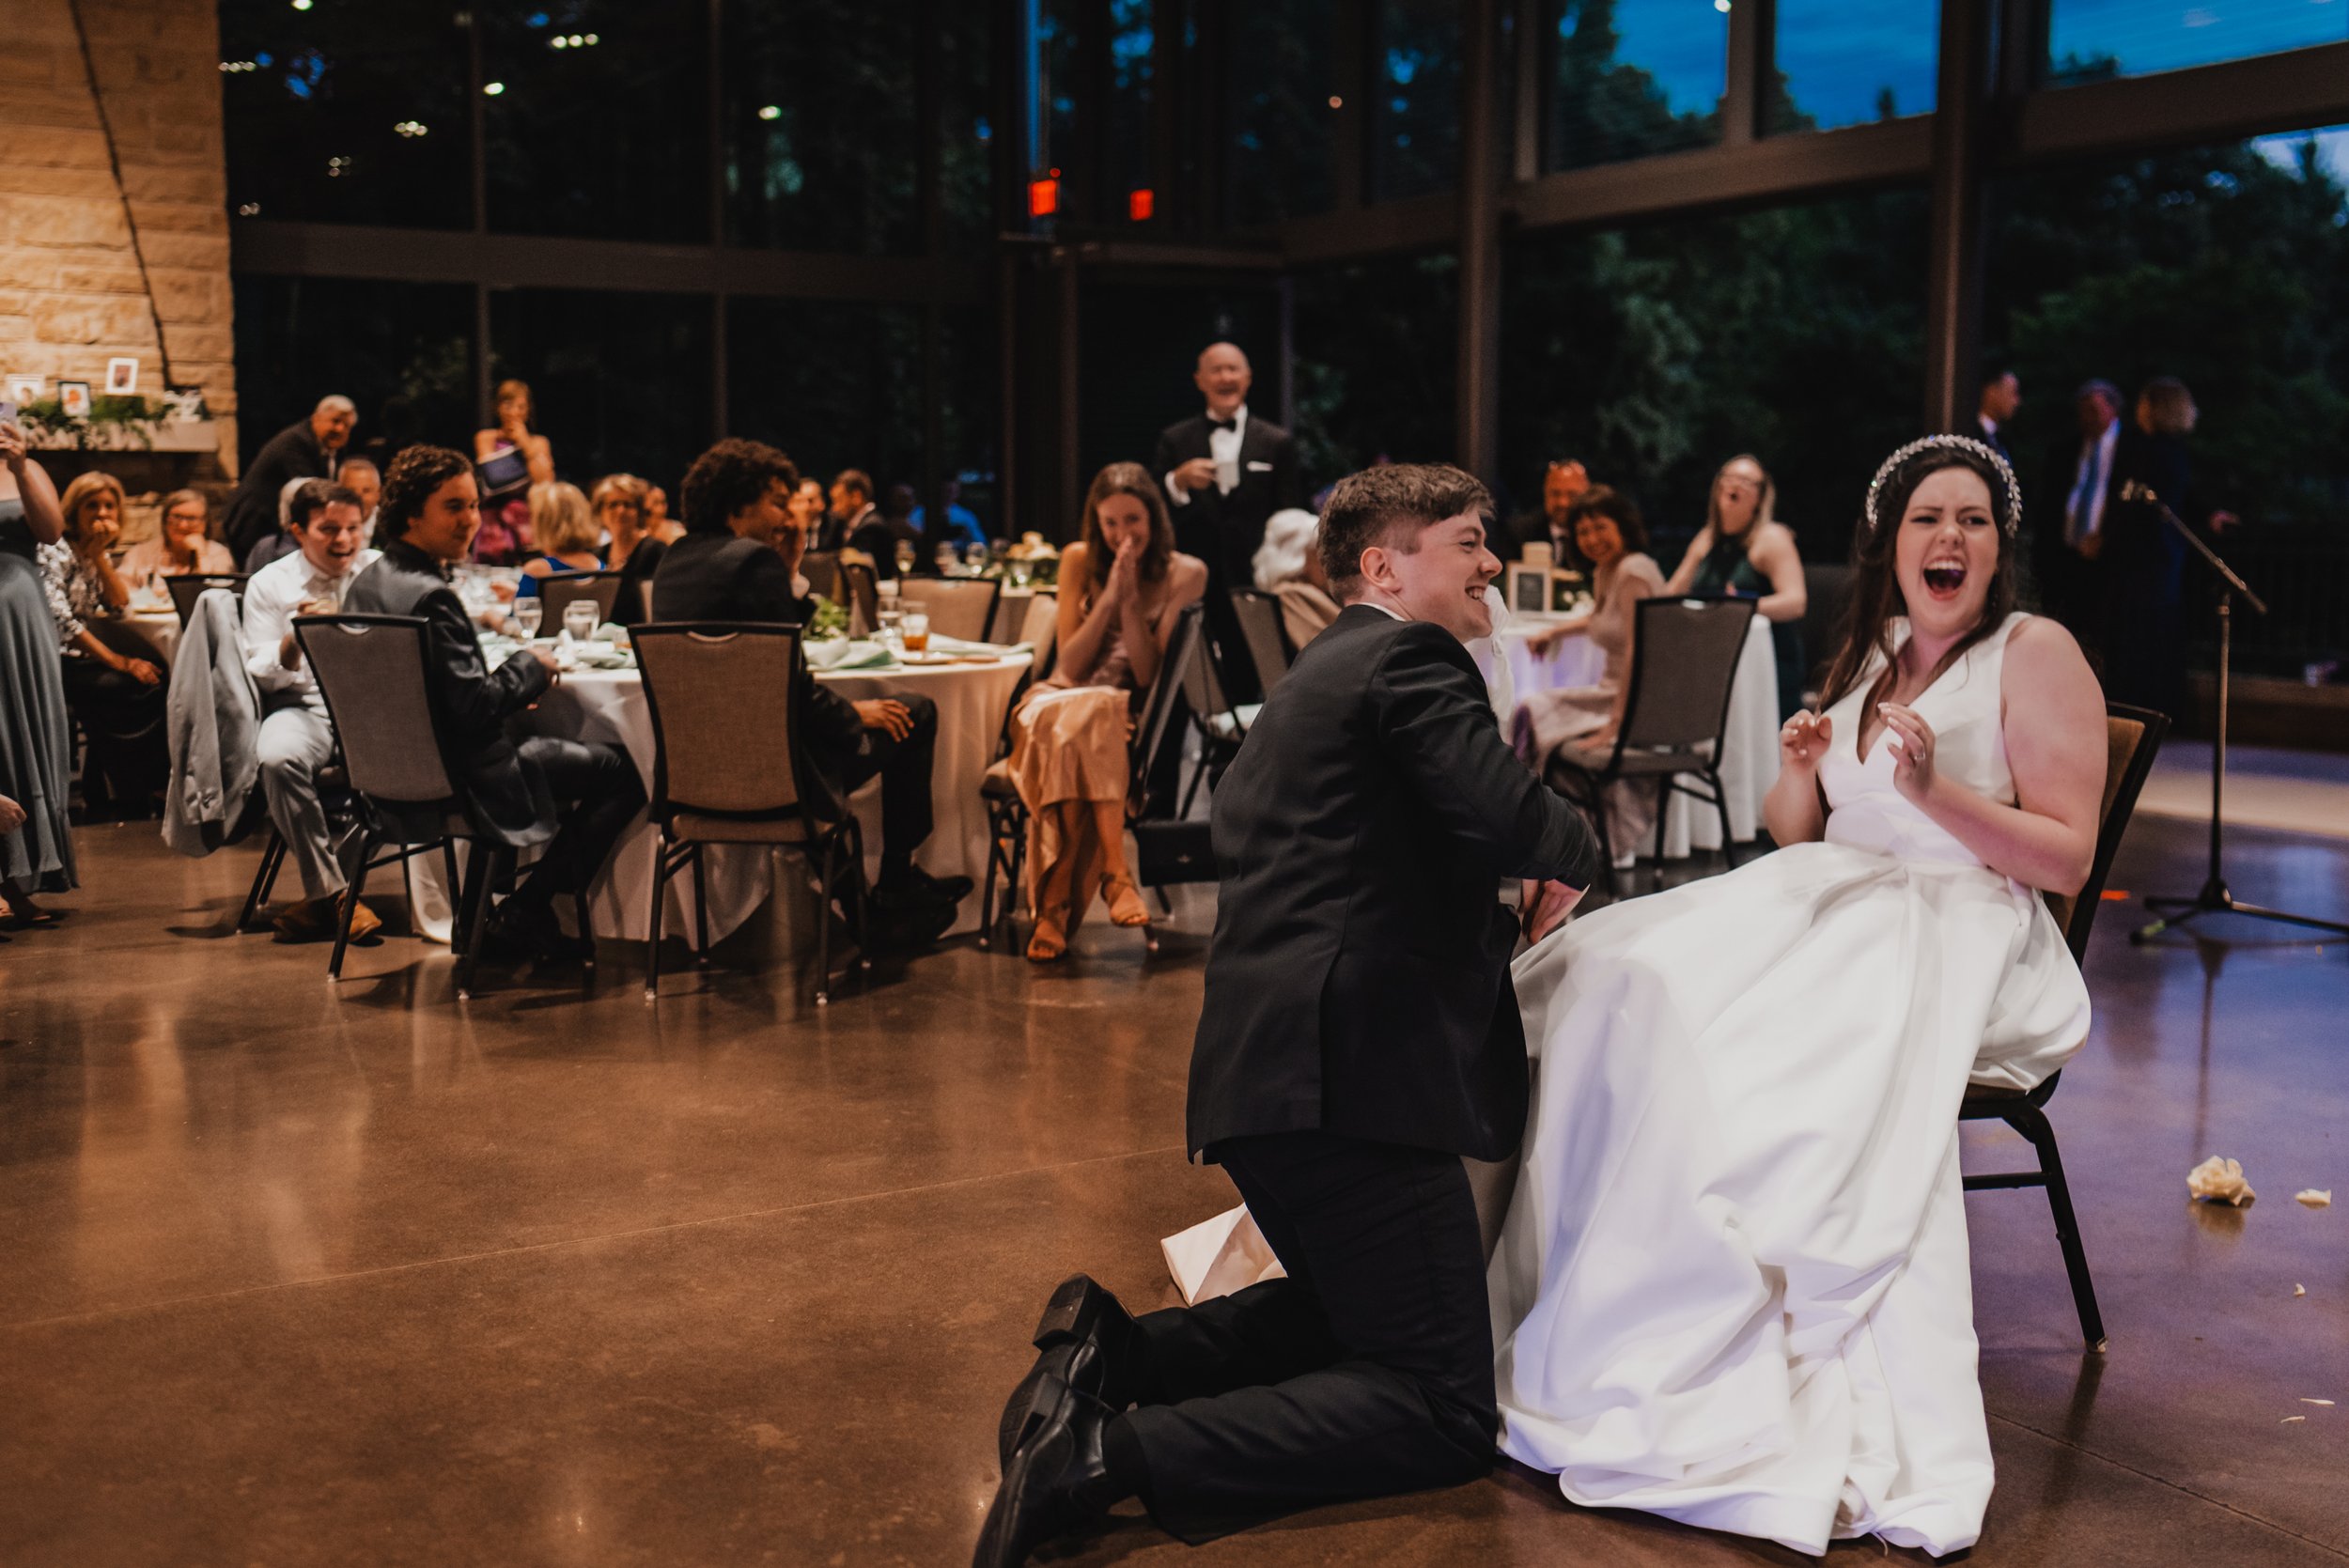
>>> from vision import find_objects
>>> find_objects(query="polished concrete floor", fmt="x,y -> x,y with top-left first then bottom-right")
2,814 -> 2345,1567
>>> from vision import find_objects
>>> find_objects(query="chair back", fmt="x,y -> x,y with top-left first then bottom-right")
1174,600 -> 1238,731
2044,703 -> 2169,968
1132,604 -> 1205,804
293,615 -> 459,804
168,572 -> 248,626
905,577 -> 1001,644
986,590 -> 1030,648
537,570 -> 624,629
838,560 -> 879,636
1229,588 -> 1292,694
1617,597 -> 1758,755
1797,563 -> 1852,703
633,623 -> 810,821
1017,591 -> 1059,678
800,550 -> 841,602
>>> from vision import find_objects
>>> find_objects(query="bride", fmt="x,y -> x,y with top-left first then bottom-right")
1489,435 -> 2107,1556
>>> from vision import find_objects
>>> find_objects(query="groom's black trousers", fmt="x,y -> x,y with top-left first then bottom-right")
1114,1129 -> 1499,1542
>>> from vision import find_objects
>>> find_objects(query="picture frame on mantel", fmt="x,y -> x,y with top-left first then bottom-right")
56,380 -> 91,419
105,357 -> 139,396
4,375 -> 39,406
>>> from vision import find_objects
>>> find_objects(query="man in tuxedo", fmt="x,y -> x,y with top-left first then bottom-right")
974,464 -> 1602,1566
226,395 -> 358,561
653,440 -> 967,941
2038,378 -> 2123,652
1976,369 -> 2020,467
1502,458 -> 1590,562
1152,342 -> 1302,695
341,446 -> 644,962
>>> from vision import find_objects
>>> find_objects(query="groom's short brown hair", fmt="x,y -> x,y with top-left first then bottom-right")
1319,463 -> 1493,599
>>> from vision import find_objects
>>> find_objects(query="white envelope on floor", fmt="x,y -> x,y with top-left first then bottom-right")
1160,1205 -> 1286,1306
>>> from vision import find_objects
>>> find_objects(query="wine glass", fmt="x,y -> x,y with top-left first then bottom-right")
562,599 -> 599,644
964,541 -> 990,574
894,539 -> 916,577
512,598 -> 542,640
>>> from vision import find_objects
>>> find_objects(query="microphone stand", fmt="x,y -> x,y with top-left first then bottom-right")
2125,482 -> 2349,943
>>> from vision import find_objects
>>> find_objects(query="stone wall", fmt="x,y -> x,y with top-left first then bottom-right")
0,0 -> 236,482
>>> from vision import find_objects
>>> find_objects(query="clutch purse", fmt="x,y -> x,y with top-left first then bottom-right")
476,447 -> 531,501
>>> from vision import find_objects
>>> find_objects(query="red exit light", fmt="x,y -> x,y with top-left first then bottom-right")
1128,187 -> 1154,222
1027,177 -> 1059,217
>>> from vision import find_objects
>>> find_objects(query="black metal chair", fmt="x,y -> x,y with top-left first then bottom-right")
295,613 -> 578,1000
1542,595 -> 1756,894
838,560 -> 880,636
1958,702 -> 2168,1354
166,572 -> 247,625
1228,587 -> 1294,695
1172,602 -> 1255,817
537,569 -> 625,630
633,622 -> 870,1006
236,761 -> 357,930
1797,562 -> 1853,708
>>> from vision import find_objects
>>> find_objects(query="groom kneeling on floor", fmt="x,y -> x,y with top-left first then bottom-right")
974,463 -> 1602,1565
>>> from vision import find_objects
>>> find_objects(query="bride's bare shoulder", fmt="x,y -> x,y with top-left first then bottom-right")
2000,614 -> 2103,719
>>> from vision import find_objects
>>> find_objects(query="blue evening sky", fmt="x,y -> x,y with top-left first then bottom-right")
2048,0 -> 2347,75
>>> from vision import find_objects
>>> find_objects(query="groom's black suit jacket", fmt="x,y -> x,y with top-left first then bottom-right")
1152,412 -> 1303,587
1187,604 -> 1601,1165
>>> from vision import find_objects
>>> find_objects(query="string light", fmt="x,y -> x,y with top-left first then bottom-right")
483,81 -> 506,95
757,104 -> 782,120
394,120 -> 428,137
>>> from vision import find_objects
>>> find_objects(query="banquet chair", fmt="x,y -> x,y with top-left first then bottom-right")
537,570 -> 624,629
1174,603 -> 1256,817
907,578 -> 1000,644
985,590 -> 1029,648
1228,588 -> 1294,695
633,622 -> 869,1006
167,572 -> 248,626
294,613 -> 575,1001
799,551 -> 841,602
1014,591 -> 1060,669
838,560 -> 880,636
1958,701 -> 2167,1354
1797,564 -> 1853,707
1542,596 -> 1756,895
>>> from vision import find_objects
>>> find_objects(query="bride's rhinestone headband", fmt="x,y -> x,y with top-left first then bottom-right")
1864,434 -> 2021,538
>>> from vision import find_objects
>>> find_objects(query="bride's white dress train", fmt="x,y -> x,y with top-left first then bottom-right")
1490,612 -> 2088,1556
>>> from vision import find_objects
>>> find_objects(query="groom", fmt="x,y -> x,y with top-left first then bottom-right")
975,463 -> 1601,1564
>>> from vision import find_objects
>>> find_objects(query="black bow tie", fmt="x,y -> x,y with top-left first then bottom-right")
1207,416 -> 1237,433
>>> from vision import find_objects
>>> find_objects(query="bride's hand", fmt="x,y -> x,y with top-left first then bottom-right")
1880,703 -> 1938,802
1780,710 -> 1832,774
1521,878 -> 1583,944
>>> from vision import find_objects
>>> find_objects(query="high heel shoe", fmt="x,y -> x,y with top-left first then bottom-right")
1103,878 -> 1150,929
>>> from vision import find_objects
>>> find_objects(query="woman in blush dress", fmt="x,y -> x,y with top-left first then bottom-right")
1511,486 -> 1669,865
1490,436 -> 2107,1557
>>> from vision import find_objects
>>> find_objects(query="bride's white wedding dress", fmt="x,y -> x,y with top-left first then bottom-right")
1490,611 -> 2087,1556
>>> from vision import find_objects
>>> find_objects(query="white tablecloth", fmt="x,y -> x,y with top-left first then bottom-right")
457,651 -> 1032,945
1473,614 -> 1781,859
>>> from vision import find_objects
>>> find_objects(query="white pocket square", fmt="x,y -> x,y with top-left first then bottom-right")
1246,460 -> 1273,472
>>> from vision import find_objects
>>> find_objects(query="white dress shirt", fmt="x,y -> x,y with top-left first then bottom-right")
241,546 -> 381,709
2063,419 -> 2121,548
1166,404 -> 1249,507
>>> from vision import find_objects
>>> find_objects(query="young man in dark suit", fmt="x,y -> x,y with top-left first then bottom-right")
1151,342 -> 1302,698
975,464 -> 1601,1566
340,445 -> 645,962
652,439 -> 967,939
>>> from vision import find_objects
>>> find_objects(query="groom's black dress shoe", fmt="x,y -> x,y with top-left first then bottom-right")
998,1274 -> 1141,1467
973,1343 -> 1123,1568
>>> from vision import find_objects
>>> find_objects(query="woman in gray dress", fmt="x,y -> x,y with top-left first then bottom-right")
0,412 -> 77,911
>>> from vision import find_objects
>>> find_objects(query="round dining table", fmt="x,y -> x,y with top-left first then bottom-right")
1471,613 -> 1781,860
403,646 -> 1034,947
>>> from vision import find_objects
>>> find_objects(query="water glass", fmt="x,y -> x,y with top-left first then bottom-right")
878,606 -> 904,646
901,607 -> 930,654
512,599 -> 543,640
562,599 -> 599,644
935,541 -> 961,576
964,541 -> 990,573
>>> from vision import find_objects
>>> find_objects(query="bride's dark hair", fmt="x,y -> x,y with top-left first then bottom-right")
1817,443 -> 2021,714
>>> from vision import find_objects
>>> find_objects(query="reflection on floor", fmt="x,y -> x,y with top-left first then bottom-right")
2,815 -> 2344,1566
2139,740 -> 2349,841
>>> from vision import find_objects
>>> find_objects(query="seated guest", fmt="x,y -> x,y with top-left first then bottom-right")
592,474 -> 662,626
40,472 -> 165,815
1662,453 -> 1809,720
342,446 -> 645,963
645,483 -> 684,544
120,489 -> 235,590
338,456 -> 381,545
224,395 -> 357,561
654,440 -> 968,941
788,476 -> 840,551
1508,458 -> 1591,562
240,478 -> 381,941
1513,486 -> 1670,864
1251,506 -> 1340,649
1009,462 -> 1206,962
514,480 -> 603,598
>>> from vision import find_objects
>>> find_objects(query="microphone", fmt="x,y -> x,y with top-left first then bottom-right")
2119,479 -> 2157,504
